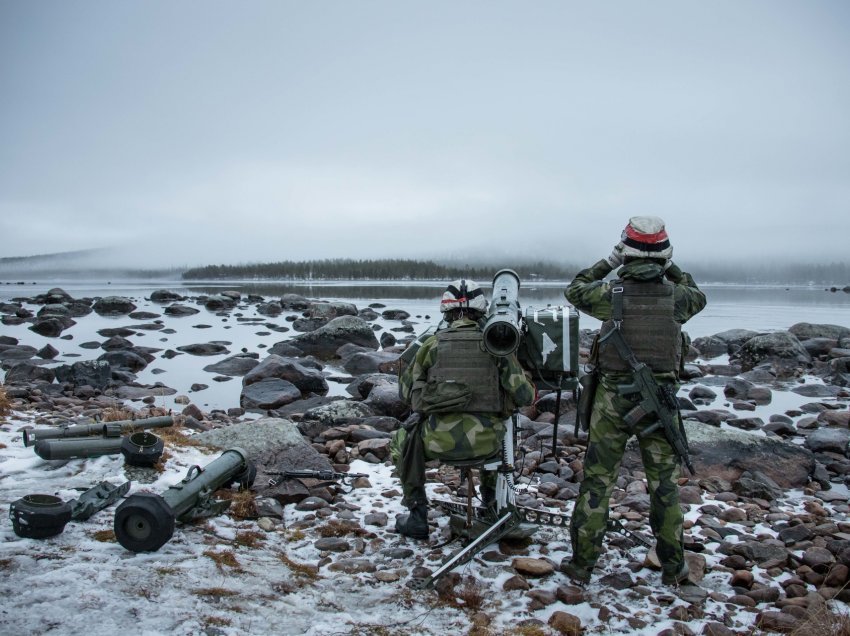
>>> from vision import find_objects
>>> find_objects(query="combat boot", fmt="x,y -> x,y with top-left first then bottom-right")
395,504 -> 429,539
480,486 -> 496,510
559,559 -> 592,586
661,562 -> 690,586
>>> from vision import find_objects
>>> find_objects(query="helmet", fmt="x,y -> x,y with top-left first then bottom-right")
620,216 -> 673,260
440,279 -> 487,313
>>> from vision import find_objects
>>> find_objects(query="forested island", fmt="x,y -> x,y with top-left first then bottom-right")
181,258 -> 850,287
1,251 -> 849,286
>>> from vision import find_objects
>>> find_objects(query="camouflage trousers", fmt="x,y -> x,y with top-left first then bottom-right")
570,383 -> 684,576
390,414 -> 503,508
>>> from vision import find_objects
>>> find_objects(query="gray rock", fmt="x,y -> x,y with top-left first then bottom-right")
734,331 -> 811,372
633,420 -> 815,489
280,294 -> 311,310
290,316 -> 380,359
805,428 -> 850,455
363,382 -> 408,419
789,322 -> 850,342
203,353 -> 260,376
53,360 -> 111,389
791,383 -> 842,398
98,349 -> 149,372
243,354 -> 328,395
342,351 -> 401,376
176,342 -> 230,356
150,289 -> 184,302
4,361 -> 56,384
93,296 -> 137,316
240,378 -> 302,410
0,344 -> 36,362
163,304 -> 200,317
309,301 -> 358,320
29,315 -> 75,337
302,400 -> 375,426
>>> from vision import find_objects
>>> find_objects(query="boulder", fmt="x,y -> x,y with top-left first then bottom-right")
163,304 -> 200,317
53,360 -> 112,389
381,309 -> 411,321
342,351 -> 401,375
240,378 -> 302,411
308,301 -> 358,320
692,335 -> 729,358
733,331 -> 811,372
290,316 -> 379,359
713,329 -> 763,353
204,294 -> 237,310
623,420 -> 815,489
280,294 -> 311,310
4,361 -> 55,384
29,315 -> 75,337
243,354 -> 328,395
363,382 -> 408,419
98,350 -> 149,372
0,344 -> 37,362
176,342 -> 230,356
301,400 -> 375,427
203,354 -> 260,377
93,296 -> 137,316
789,323 -> 850,342
805,429 -> 850,455
150,289 -> 184,302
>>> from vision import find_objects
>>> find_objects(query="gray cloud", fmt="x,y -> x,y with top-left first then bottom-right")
1,1 -> 848,268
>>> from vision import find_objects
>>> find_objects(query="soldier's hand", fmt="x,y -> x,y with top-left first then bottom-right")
663,260 -> 684,282
606,242 -> 626,269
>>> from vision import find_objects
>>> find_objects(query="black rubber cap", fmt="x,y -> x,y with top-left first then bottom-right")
120,432 -> 164,467
113,492 -> 175,552
9,494 -> 73,539
229,460 -> 257,490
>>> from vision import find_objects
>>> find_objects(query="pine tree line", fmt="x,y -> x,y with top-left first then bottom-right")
181,258 -> 577,281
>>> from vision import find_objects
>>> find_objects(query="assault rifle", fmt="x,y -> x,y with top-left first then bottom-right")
267,469 -> 368,492
618,364 -> 694,475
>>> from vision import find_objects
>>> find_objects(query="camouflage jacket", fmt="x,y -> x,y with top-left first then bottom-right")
566,259 -> 706,386
399,317 -> 535,461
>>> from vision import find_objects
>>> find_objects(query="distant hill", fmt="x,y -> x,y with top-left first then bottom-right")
0,248 -> 181,279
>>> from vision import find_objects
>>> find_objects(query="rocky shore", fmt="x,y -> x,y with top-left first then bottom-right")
2,287 -> 850,635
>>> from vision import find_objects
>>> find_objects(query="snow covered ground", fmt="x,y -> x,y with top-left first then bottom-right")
3,407 -> 848,636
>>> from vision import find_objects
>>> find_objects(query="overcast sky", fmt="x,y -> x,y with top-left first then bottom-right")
1,1 -> 848,268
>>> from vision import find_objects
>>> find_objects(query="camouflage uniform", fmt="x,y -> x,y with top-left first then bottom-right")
391,317 -> 535,506
566,258 -> 706,579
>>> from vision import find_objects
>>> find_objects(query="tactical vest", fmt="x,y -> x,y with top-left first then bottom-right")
596,279 -> 681,373
426,327 -> 503,413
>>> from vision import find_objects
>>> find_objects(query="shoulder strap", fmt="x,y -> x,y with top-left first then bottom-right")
598,280 -> 639,369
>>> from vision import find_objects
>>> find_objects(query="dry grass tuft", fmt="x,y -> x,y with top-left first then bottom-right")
286,529 -> 306,542
92,530 -> 116,543
203,616 -> 232,628
0,558 -> 13,570
193,587 -> 239,598
455,577 -> 486,612
202,550 -> 242,571
0,443 -> 7,450
0,387 -> 11,418
214,489 -> 258,519
101,407 -> 136,422
316,519 -> 369,538
277,551 -> 320,579
151,449 -> 172,473
233,530 -> 266,549
156,566 -> 180,576
152,423 -> 211,450
792,603 -> 850,636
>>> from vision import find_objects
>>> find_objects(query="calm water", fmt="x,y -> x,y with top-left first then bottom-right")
1,278 -> 848,412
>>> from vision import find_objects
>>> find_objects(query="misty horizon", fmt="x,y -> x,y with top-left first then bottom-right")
1,2 -> 848,267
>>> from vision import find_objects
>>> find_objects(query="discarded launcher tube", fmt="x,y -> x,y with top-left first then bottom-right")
114,448 -> 256,552
23,415 -> 174,447
33,431 -> 164,465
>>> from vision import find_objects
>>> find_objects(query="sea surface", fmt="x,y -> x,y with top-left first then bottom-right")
1,278 -> 848,413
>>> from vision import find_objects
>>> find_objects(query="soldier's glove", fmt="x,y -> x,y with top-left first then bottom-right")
663,261 -> 684,283
606,242 -> 626,269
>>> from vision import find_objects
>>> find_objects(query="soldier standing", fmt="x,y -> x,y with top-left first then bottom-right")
390,279 -> 535,539
561,216 -> 706,586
